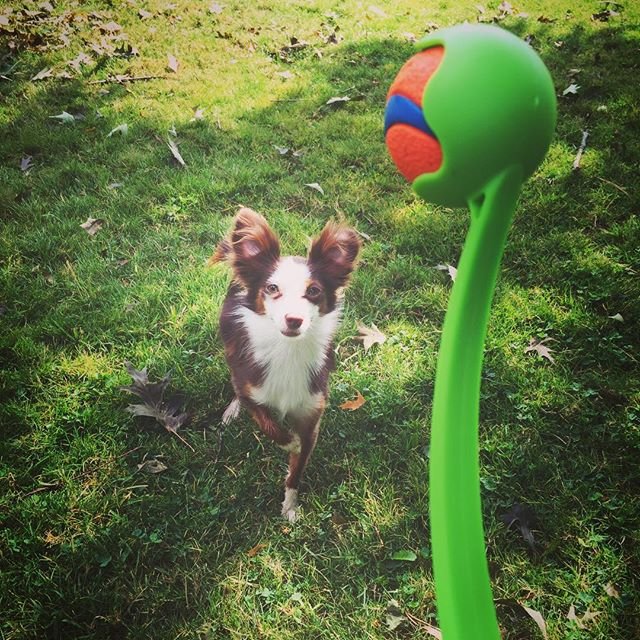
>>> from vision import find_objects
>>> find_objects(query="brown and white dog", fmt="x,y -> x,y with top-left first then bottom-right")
212,208 -> 360,522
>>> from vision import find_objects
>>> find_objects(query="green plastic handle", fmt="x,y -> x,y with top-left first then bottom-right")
389,24 -> 557,640
430,164 -> 523,640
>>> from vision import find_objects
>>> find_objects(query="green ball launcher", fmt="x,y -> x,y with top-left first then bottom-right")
385,24 -> 557,640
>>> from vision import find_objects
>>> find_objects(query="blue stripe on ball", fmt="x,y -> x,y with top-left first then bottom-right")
384,94 -> 437,138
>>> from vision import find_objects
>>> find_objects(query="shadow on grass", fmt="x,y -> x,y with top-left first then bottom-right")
1,15 -> 639,639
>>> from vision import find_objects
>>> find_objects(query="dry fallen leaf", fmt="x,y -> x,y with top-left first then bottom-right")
101,20 -> 122,33
80,217 -> 104,236
521,604 -> 548,639
167,53 -> 179,73
167,137 -> 186,167
137,458 -> 168,474
20,156 -> 33,172
209,2 -> 224,13
191,107 -> 205,121
340,391 -> 366,411
498,0 -> 514,12
604,582 -> 620,598
608,312 -> 624,323
304,182 -> 324,195
525,337 -> 556,364
107,123 -> 128,137
356,322 -> 386,352
592,7 -> 620,21
121,362 -> 192,450
326,95 -> 350,106
32,67 -> 53,81
68,52 -> 92,72
500,503 -> 538,554
563,83 -> 580,96
385,600 -> 406,631
386,599 -> 442,637
435,263 -> 457,282
49,111 -> 76,124
567,605 -> 601,629
247,542 -> 267,557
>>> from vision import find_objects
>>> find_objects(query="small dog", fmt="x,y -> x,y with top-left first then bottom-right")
212,208 -> 361,522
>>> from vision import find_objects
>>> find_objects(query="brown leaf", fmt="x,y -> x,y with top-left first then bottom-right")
521,604 -> 548,639
356,322 -> 386,352
604,582 -> 620,598
247,542 -> 267,557
121,362 -> 193,450
167,53 -> 179,73
209,2 -> 224,13
138,9 -> 153,19
525,337 -> 556,364
567,605 -> 601,629
80,217 -> 104,236
340,391 -> 366,411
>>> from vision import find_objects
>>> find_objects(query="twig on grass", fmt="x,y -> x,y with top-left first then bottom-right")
22,482 -> 61,499
89,74 -> 166,85
403,611 -> 442,638
597,176 -> 630,197
572,130 -> 589,170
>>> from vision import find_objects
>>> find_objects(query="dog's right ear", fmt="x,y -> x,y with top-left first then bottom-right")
210,208 -> 280,287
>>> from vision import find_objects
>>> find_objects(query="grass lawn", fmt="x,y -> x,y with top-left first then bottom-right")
1,0 -> 639,638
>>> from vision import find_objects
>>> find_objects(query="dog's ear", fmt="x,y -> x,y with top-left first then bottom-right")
308,221 -> 361,288
212,208 -> 280,286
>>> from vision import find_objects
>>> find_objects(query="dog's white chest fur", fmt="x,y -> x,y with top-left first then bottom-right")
237,305 -> 340,418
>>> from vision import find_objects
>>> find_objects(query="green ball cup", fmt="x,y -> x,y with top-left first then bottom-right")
390,24 -> 556,640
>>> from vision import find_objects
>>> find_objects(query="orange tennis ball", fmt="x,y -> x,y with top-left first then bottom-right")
385,46 -> 444,182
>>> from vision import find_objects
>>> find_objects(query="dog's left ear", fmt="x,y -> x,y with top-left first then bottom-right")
308,222 -> 361,288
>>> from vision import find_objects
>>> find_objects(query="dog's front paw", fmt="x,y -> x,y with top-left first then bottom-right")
279,433 -> 301,455
281,488 -> 300,523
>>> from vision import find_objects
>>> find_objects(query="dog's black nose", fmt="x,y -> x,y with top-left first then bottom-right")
285,315 -> 303,330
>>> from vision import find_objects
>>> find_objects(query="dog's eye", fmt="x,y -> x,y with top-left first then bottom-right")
265,283 -> 279,295
306,285 -> 322,298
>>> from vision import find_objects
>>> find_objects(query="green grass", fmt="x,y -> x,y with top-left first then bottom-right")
1,1 -> 639,638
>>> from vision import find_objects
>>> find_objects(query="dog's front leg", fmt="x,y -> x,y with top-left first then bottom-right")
281,413 -> 321,523
246,401 -> 300,452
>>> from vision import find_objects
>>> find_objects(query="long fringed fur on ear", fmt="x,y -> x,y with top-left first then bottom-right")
308,221 -> 361,290
210,208 -> 281,288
